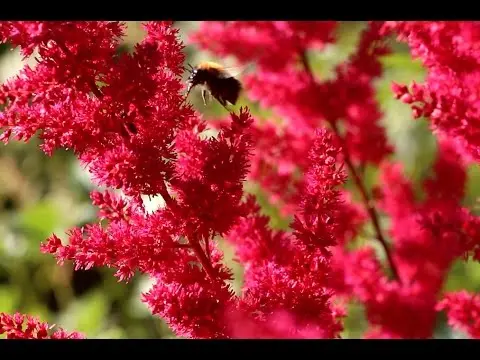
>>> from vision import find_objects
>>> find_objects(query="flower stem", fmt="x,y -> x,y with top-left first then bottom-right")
300,51 -> 401,283
329,120 -> 400,282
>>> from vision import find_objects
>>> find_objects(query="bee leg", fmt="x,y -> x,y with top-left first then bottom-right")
217,97 -> 231,112
205,236 -> 211,260
201,89 -> 209,106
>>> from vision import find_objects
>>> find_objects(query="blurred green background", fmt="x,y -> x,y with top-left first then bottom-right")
0,21 -> 479,339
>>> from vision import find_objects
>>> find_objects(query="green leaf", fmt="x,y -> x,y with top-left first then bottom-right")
18,200 -> 61,240
0,286 -> 20,313
464,164 -> 480,209
59,290 -> 108,336
341,300 -> 368,339
444,260 -> 480,293
94,326 -> 127,339
380,52 -> 425,73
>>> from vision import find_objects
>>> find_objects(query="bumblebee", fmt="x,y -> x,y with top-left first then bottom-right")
185,61 -> 246,109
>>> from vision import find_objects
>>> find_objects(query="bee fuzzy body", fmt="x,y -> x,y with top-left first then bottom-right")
186,61 -> 243,107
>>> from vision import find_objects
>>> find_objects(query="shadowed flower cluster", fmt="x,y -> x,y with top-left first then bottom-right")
383,21 -> 480,163
0,312 -> 84,339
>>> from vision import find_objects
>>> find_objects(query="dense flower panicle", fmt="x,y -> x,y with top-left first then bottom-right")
238,245 -> 343,339
41,110 -> 254,276
291,128 -> 346,250
0,312 -> 84,339
437,291 -> 480,339
0,21 -> 192,199
41,108 -> 254,337
170,107 -> 253,241
380,21 -> 480,75
143,245 -> 235,339
416,138 -> 480,264
40,210 -> 186,282
417,138 -> 480,263
376,136 -> 476,284
344,21 -> 390,78
0,59 -> 94,151
0,21 -> 125,149
224,129 -> 347,338
384,21 -> 480,162
43,183 -> 244,340
239,22 -> 393,163
78,22 -> 192,198
0,21 -> 124,88
328,75 -> 392,165
419,205 -> 480,265
375,162 -> 427,284
376,162 -> 416,221
191,21 -> 337,71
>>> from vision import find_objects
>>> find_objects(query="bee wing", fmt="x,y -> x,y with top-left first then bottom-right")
220,63 -> 255,79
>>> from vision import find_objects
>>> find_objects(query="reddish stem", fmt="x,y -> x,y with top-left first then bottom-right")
159,187 -> 174,208
158,189 -> 215,279
189,238 -> 216,280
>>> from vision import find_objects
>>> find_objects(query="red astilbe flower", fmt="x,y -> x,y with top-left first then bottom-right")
2,20 -> 258,339
0,21 -> 191,200
224,128 -> 346,338
0,312 -> 84,339
244,67 -> 326,132
191,21 -> 337,71
437,290 -> 480,339
41,108 -> 255,339
383,21 -> 480,163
